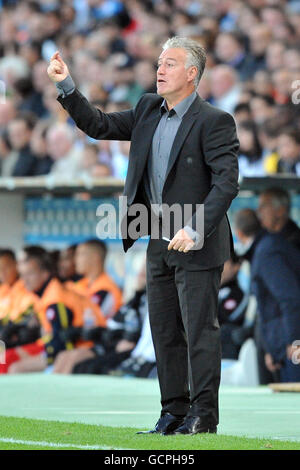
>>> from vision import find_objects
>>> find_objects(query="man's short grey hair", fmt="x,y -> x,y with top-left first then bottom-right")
162,36 -> 206,88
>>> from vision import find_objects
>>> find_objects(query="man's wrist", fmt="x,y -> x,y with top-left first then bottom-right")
55,75 -> 75,97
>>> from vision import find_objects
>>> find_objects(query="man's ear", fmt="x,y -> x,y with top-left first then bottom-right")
187,66 -> 198,83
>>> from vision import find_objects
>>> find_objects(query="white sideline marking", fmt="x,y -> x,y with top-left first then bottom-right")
0,437 -> 130,450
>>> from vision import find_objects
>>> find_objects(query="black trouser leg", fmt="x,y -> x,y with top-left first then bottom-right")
146,237 -> 223,425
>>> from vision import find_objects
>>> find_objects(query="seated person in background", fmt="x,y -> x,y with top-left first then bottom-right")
5,247 -> 91,374
257,187 -> 300,251
58,244 -> 81,282
0,249 -> 20,322
0,249 -> 38,348
73,262 -> 147,375
264,127 -> 300,175
218,252 -> 248,360
237,120 -> 265,177
114,304 -> 156,379
235,208 -> 300,383
53,239 -> 122,374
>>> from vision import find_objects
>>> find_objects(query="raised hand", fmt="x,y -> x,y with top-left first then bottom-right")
47,51 -> 70,83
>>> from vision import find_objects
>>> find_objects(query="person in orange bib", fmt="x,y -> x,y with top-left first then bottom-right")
5,247 -> 94,374
53,239 -> 123,374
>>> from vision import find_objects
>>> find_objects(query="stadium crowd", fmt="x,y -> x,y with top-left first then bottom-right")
0,0 -> 300,178
0,0 -> 300,384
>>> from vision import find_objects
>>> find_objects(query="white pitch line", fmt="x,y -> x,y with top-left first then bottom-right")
0,437 -> 130,450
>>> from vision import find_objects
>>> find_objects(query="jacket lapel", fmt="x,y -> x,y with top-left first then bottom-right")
163,95 -> 203,185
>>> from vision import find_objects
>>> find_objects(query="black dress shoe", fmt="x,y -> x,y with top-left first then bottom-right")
137,413 -> 185,435
173,416 -> 217,435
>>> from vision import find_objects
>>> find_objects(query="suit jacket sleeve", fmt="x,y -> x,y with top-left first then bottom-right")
188,112 -> 239,238
57,88 -> 138,141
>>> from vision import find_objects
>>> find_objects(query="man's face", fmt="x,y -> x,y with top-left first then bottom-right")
156,48 -> 196,101
18,259 -> 49,292
58,249 -> 76,280
0,256 -> 18,286
75,244 -> 94,276
257,194 -> 281,232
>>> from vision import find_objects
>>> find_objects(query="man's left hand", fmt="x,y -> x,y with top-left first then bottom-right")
168,228 -> 195,253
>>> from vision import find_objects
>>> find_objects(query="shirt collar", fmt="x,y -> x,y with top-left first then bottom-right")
160,91 -> 197,119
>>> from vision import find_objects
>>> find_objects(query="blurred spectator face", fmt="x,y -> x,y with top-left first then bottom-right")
261,7 -> 286,31
46,125 -> 73,160
0,255 -> 18,286
134,61 -> 156,90
266,42 -> 286,71
257,194 -> 286,232
75,244 -> 102,276
19,42 -> 41,67
32,61 -> 49,93
238,126 -> 255,154
58,248 -> 76,280
82,146 -> 99,170
284,48 -> 300,71
215,33 -> 242,63
249,24 -> 272,57
250,97 -> 275,124
8,118 -> 32,150
252,70 -> 273,95
277,134 -> 300,162
43,84 -> 62,115
156,47 -> 197,100
234,106 -> 252,125
30,125 -> 47,157
272,69 -> 292,97
0,101 -> 16,126
18,258 -> 50,292
210,66 -> 237,99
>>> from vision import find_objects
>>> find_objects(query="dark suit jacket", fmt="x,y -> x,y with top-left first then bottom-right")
57,90 -> 239,269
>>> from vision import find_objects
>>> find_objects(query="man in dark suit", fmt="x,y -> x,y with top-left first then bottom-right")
47,37 -> 239,435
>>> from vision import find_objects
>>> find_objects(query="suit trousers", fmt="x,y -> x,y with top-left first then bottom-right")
146,235 -> 223,426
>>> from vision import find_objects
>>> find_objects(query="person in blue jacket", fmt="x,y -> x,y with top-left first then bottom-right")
235,208 -> 300,382
251,232 -> 300,382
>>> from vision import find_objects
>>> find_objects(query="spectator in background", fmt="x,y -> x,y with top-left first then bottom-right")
53,239 -> 122,374
247,23 -> 272,74
218,252 -> 248,360
258,187 -> 300,251
235,208 -> 300,383
58,245 -> 81,283
73,261 -> 147,376
46,123 -> 82,179
237,121 -> 265,177
29,121 -> 54,176
266,128 -> 300,176
7,112 -> 38,177
214,31 -> 256,81
6,246 -> 91,374
210,65 -> 241,113
249,94 -> 275,125
0,129 -> 18,177
233,102 -> 252,125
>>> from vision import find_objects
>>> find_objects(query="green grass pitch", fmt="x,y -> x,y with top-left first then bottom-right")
0,374 -> 299,450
